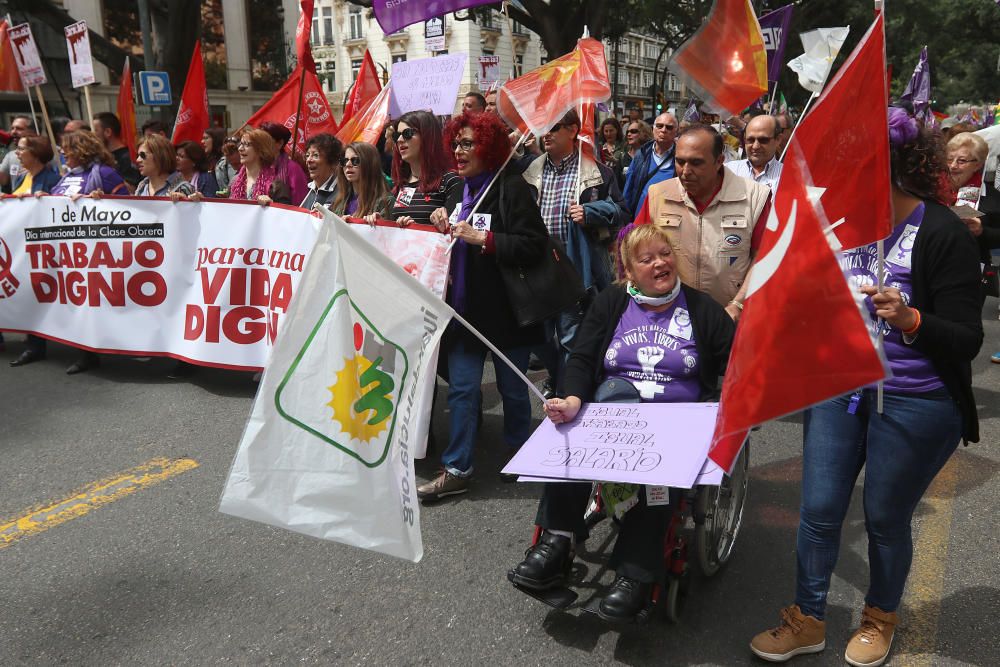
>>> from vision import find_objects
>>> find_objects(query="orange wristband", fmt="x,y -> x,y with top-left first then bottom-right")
901,308 -> 921,335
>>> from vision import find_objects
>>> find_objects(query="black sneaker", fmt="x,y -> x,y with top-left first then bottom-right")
509,531 -> 573,590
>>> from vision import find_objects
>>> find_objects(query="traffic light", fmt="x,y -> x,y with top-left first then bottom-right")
656,92 -> 664,112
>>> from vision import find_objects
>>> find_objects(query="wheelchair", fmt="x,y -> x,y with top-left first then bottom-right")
511,442 -> 750,624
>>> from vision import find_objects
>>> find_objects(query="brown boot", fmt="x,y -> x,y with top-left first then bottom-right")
750,604 -> 826,662
845,604 -> 898,667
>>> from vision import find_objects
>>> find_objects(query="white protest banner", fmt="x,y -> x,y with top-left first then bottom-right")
9,23 -> 46,87
389,52 -> 467,117
344,218 -> 450,299
478,55 -> 500,92
220,212 -> 455,562
0,197 -> 320,370
502,402 -> 718,488
424,16 -> 445,53
64,20 -> 95,88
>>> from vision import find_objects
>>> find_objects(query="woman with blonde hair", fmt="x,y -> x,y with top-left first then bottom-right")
331,141 -> 394,219
50,130 -> 128,198
227,129 -> 284,204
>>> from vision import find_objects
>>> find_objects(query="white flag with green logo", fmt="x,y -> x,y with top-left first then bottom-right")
219,213 -> 454,562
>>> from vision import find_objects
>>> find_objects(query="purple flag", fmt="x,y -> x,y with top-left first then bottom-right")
373,0 -> 495,35
900,47 -> 931,116
759,5 -> 794,82
683,98 -> 700,122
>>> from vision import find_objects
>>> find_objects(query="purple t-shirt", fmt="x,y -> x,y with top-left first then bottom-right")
603,291 -> 701,402
840,202 -> 943,393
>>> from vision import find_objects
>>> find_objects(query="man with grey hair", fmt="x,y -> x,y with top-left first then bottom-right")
726,114 -> 783,190
621,111 -> 678,217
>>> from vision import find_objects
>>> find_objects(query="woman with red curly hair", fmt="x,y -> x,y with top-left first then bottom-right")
388,110 -> 461,226
415,111 -> 549,502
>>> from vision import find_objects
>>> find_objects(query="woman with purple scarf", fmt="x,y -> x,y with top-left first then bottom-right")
416,112 -> 549,502
750,109 -> 983,667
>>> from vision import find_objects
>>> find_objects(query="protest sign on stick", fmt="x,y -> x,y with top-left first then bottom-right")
389,53 -> 466,117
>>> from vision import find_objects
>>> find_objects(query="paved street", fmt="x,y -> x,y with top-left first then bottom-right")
1,302 -> 998,666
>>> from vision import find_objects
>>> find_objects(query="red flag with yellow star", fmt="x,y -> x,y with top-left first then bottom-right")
497,37 -> 610,137
668,0 -> 768,117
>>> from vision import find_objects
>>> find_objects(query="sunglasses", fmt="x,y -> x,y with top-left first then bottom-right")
654,123 -> 676,131
340,156 -> 361,167
548,123 -> 565,134
397,128 -> 419,141
137,151 -> 148,160
626,129 -> 639,134
746,136 -> 773,145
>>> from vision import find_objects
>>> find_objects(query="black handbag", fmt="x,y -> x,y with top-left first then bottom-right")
500,237 -> 587,327
983,261 -> 999,298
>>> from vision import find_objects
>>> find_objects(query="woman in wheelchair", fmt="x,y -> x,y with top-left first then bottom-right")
509,223 -> 735,621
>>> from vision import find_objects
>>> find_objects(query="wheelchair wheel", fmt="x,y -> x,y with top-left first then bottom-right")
664,573 -> 689,623
694,444 -> 749,577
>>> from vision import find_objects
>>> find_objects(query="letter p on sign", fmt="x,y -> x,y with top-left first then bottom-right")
139,71 -> 172,106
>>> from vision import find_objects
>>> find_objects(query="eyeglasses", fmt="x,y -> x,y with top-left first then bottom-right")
626,129 -> 640,134
948,157 -> 979,167
654,123 -> 676,131
304,151 -> 322,160
452,140 -> 476,153
340,156 -> 361,167
397,128 -> 419,141
746,136 -> 773,145
238,141 -> 252,149
137,151 -> 148,160
547,123 -> 565,134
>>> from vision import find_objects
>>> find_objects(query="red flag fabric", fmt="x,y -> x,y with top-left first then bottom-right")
0,20 -> 22,92
245,65 -> 338,154
790,14 -> 891,251
296,0 -> 316,74
578,101 -> 597,162
336,81 -> 392,146
171,42 -> 210,145
497,37 -> 610,138
708,144 -> 887,472
341,50 -> 381,128
116,59 -> 138,162
668,0 -> 768,117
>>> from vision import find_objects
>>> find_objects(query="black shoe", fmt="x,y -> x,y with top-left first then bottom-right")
541,377 -> 556,399
167,361 -> 197,379
499,448 -> 519,483
508,531 -> 573,591
66,352 -> 99,375
10,349 -> 45,367
598,576 -> 652,621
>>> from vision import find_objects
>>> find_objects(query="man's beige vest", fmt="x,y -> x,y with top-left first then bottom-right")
644,170 -> 771,306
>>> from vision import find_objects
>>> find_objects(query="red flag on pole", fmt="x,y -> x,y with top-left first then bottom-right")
341,50 -> 381,128
0,20 -> 23,92
668,0 -> 768,117
335,81 -> 392,145
116,59 -> 138,162
790,13 -> 891,252
171,42 -> 210,145
708,144 -> 887,472
296,0 -> 316,74
245,65 -> 337,154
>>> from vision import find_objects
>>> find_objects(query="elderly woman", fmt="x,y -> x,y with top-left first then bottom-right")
750,109 -> 983,667
388,110 -> 461,226
51,130 -> 128,198
175,140 -> 220,198
134,134 -> 195,197
415,111 -> 548,501
228,129 -> 285,204
300,133 -> 343,209
331,141 -> 394,218
621,119 -> 652,180
508,223 -> 734,622
215,134 -> 241,194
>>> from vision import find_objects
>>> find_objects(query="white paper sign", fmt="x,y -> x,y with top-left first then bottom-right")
478,55 -> 500,92
390,53 -> 467,117
64,21 -> 96,88
9,23 -> 46,87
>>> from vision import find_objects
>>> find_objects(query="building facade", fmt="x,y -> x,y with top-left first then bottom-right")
604,31 -> 682,118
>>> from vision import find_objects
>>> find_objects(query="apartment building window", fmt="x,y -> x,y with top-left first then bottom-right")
351,58 -> 363,81
324,61 -> 336,92
392,54 -> 407,64
515,55 -> 524,77
311,6 -> 319,45
349,7 -> 364,40
322,7 -> 333,44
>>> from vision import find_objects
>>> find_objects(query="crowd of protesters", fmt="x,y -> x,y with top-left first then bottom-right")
0,91 -> 997,665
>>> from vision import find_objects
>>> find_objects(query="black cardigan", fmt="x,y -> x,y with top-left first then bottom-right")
909,200 -> 984,442
443,168 -> 549,350
563,284 -> 735,402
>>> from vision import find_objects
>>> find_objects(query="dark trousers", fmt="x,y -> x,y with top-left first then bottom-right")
535,481 -> 677,583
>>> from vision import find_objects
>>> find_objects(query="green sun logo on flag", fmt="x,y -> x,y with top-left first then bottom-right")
274,290 -> 408,468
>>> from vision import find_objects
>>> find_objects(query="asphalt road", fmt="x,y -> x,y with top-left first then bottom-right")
0,300 -> 998,666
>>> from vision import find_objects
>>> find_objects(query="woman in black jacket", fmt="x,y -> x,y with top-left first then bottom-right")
750,109 -> 984,667
508,223 -> 735,623
415,111 -> 548,502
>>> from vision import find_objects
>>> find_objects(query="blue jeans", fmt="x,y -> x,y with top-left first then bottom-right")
442,340 -> 532,477
535,302 -> 585,393
795,388 -> 961,619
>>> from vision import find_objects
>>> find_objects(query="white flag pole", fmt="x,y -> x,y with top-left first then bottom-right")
450,310 -> 548,404
779,91 -> 818,161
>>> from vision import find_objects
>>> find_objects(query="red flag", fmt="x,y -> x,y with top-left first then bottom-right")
245,65 -> 338,154
171,42 -> 210,145
296,0 -> 316,74
708,144 -> 887,471
336,81 -> 391,145
116,59 -> 138,162
578,101 -> 597,162
341,50 -> 381,127
668,0 -> 768,117
0,20 -> 22,92
791,14 -> 891,251
498,37 -> 610,138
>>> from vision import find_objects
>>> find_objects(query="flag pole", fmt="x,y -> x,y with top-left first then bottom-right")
876,240 -> 885,413
291,66 -> 307,160
767,82 -> 779,114
779,91 -> 819,161
82,84 -> 94,124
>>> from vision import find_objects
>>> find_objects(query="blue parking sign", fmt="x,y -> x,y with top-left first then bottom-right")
138,71 -> 172,106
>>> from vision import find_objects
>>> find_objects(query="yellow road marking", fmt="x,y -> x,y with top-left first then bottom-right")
895,456 -> 959,666
0,457 -> 198,550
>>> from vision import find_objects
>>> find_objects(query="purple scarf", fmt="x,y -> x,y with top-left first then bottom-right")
448,170 -> 495,314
